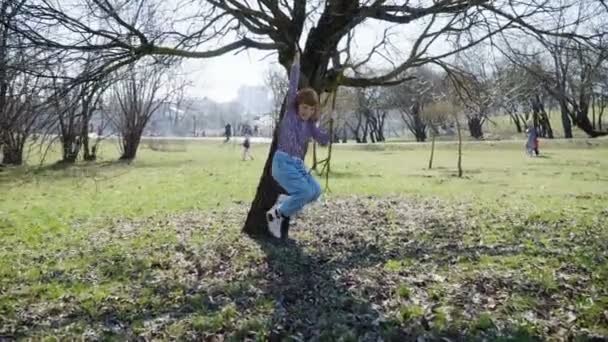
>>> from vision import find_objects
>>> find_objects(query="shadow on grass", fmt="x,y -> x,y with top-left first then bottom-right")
0,159 -> 202,186
312,170 -> 362,179
7,197 -> 605,340
6,234 -> 548,340
246,234 -> 548,341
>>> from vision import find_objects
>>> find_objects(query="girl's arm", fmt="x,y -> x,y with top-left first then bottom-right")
286,51 -> 300,110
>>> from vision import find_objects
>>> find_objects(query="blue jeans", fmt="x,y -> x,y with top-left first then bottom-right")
272,150 -> 322,217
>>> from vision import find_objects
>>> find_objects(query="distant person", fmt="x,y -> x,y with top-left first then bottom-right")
224,124 -> 231,143
242,134 -> 253,161
525,119 -> 539,156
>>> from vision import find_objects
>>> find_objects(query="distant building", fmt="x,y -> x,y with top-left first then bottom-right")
251,114 -> 275,137
237,85 -> 272,116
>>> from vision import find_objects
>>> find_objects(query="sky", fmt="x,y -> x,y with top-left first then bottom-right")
174,0 -> 601,104
180,19 -> 421,103
183,49 -> 275,103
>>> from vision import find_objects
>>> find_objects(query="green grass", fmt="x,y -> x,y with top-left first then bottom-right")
1,137 -> 607,339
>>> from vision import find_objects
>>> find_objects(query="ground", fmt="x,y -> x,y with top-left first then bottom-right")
1,137 -> 607,340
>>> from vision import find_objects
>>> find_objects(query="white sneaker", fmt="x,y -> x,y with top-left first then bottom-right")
266,207 -> 283,238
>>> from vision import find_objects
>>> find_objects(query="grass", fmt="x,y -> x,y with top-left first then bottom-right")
1,136 -> 607,339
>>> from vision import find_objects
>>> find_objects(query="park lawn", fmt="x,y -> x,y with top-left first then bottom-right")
0,138 -> 607,340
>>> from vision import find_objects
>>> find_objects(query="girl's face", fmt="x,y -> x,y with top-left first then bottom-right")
298,104 -> 316,121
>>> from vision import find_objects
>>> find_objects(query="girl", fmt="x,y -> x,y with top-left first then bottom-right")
242,134 -> 253,161
525,119 -> 539,157
266,50 -> 329,238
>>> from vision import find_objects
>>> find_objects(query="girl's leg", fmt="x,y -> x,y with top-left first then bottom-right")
272,154 -> 321,217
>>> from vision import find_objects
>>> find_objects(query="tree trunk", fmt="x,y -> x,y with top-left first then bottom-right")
413,119 -> 427,142
467,116 -> 483,139
428,130 -> 436,170
511,114 -> 523,133
531,94 -> 553,138
81,124 -> 98,161
311,142 -> 318,171
406,103 -> 427,142
243,101 -> 289,237
376,113 -> 386,142
120,132 -> 142,160
367,120 -> 376,143
574,108 -> 607,137
355,116 -> 362,142
592,96 -> 596,130
560,101 -> 573,138
539,112 -> 554,139
456,119 -> 463,178
2,141 -> 23,165
61,134 -> 81,163
82,134 -> 98,161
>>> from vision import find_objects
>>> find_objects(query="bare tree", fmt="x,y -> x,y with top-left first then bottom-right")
494,62 -> 534,133
0,0 -> 49,165
456,112 -> 464,177
591,69 -> 607,130
423,100 -> 451,169
494,1 -> 608,138
265,66 -> 288,123
437,64 -> 479,177
10,0 -> 605,235
344,89 -> 367,143
50,83 -> 83,164
109,61 -> 178,160
390,68 -> 442,142
48,73 -> 108,164
451,50 -> 500,140
331,87 -> 357,143
493,61 -> 555,138
0,70 -> 44,165
351,86 -> 390,143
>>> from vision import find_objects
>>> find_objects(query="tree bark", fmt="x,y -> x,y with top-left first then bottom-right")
82,134 -> 97,161
361,118 -> 368,143
559,101 -> 573,138
592,95 -> 596,130
120,132 -> 142,160
428,130 -> 436,169
456,119 -> 463,178
243,102 -> 289,236
377,113 -> 386,142
82,124 -> 98,161
367,120 -> 376,143
61,133 -> 81,164
413,115 -> 427,142
467,116 -> 483,139
574,108 -> 607,137
311,142 -> 317,171
2,142 -> 23,165
511,114 -> 523,133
